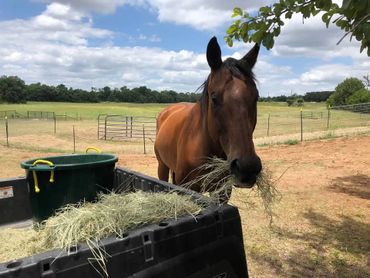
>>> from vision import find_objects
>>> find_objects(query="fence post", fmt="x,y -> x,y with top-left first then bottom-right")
267,113 -> 270,137
53,113 -> 56,134
126,116 -> 128,137
73,125 -> 76,153
5,116 -> 9,147
104,116 -> 107,140
130,116 -> 133,138
327,106 -> 331,129
300,109 -> 303,142
143,125 -> 146,154
97,115 -> 100,140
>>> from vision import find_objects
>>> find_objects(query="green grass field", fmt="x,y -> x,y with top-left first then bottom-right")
0,101 -> 330,119
1,101 -> 369,143
0,102 -> 167,119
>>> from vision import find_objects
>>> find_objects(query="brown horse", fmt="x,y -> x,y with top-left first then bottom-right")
154,37 -> 262,201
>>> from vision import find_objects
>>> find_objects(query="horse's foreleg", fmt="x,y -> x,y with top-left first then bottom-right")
157,160 -> 170,182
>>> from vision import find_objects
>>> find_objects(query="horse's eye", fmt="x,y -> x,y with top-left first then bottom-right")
211,94 -> 221,106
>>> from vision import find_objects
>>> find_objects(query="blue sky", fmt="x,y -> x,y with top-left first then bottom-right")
0,0 -> 368,97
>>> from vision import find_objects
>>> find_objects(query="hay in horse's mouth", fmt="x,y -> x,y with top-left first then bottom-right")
182,157 -> 281,222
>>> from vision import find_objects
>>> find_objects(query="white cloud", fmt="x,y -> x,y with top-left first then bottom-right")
272,13 -> 367,62
39,0 -> 145,14
40,0 -> 273,30
0,3 -> 209,92
1,0 -> 369,97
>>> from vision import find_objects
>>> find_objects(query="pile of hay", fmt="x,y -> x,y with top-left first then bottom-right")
0,191 -> 203,271
183,157 -> 281,222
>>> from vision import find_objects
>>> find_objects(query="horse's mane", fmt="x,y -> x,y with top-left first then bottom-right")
198,57 -> 258,117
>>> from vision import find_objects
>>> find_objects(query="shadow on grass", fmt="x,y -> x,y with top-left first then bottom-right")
248,210 -> 370,277
328,174 -> 370,200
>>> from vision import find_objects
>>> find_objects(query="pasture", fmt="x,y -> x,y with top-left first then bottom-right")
0,101 -> 370,277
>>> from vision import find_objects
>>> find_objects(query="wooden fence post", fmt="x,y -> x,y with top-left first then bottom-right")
5,116 -> 9,147
104,116 -> 107,140
126,116 -> 128,137
300,109 -> 303,142
53,113 -> 56,134
327,106 -> 331,129
143,125 -> 146,154
130,116 -> 133,138
73,125 -> 76,153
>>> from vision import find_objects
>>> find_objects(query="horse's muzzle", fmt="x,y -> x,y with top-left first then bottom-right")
230,156 -> 262,188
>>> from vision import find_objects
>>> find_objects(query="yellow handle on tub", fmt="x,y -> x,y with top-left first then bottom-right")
32,160 -> 55,193
86,146 -> 101,153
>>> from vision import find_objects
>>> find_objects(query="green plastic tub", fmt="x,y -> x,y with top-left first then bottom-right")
21,152 -> 118,222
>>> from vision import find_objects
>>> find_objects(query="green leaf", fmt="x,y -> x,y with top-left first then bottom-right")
285,11 -> 293,19
232,7 -> 243,18
260,6 -> 271,15
273,3 -> 284,15
335,19 -> 347,28
262,33 -> 274,49
240,22 -> 249,39
251,30 -> 265,43
273,26 -> 281,36
225,36 -> 233,47
227,24 -> 238,35
323,0 -> 333,10
311,8 -> 320,16
242,34 -> 249,43
301,5 -> 312,18
316,0 -> 326,9
322,12 -> 333,27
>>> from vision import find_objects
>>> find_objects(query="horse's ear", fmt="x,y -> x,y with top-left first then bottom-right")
241,43 -> 259,68
207,37 -> 222,70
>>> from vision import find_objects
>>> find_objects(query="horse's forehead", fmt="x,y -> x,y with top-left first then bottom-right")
209,68 -> 232,86
210,69 -> 250,95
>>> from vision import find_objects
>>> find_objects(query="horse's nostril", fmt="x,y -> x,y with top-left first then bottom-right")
230,157 -> 262,185
230,159 -> 240,175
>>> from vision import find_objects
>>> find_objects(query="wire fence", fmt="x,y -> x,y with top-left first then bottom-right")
0,110 -> 81,120
1,103 -> 369,155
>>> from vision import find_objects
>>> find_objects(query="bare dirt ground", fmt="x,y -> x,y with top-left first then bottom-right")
1,135 -> 369,277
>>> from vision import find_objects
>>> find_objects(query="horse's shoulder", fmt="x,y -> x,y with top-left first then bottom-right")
158,103 -> 195,124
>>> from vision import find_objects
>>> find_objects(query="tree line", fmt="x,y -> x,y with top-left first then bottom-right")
0,76 -> 200,104
260,77 -> 370,107
259,91 -> 334,103
1,75 -> 368,105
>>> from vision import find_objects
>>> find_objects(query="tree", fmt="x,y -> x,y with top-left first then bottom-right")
0,75 -> 26,103
327,77 -> 365,106
363,74 -> 370,88
226,0 -> 370,56
303,91 -> 333,102
346,88 -> 370,104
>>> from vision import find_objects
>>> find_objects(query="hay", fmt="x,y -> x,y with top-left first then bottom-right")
182,157 -> 281,223
0,228 -> 38,263
0,191 -> 203,274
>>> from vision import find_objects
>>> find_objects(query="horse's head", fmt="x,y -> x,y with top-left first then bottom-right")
202,37 -> 262,188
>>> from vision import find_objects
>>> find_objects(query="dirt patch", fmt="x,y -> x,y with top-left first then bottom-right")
1,135 -> 369,277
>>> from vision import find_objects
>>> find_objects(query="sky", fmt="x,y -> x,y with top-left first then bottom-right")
0,0 -> 369,97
